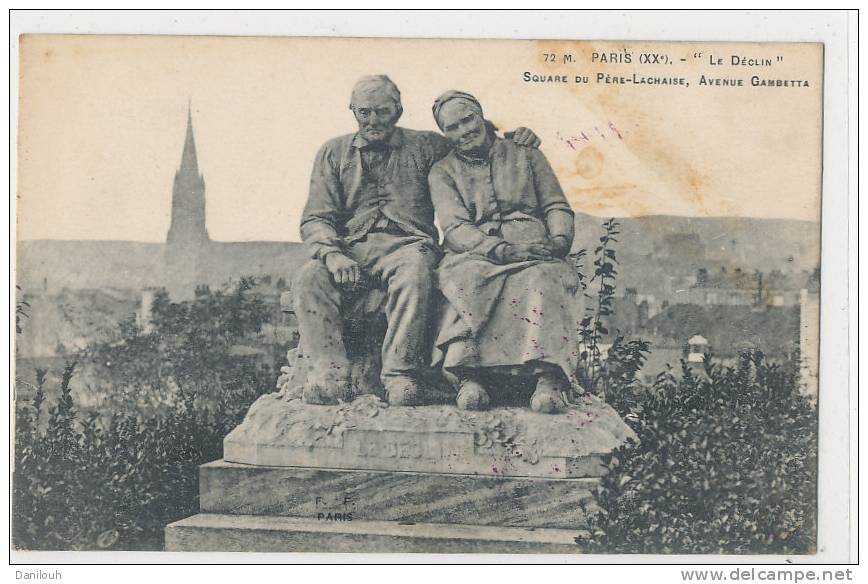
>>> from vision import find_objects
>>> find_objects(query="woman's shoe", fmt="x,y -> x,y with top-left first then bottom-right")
456,380 -> 491,411
530,374 -> 566,414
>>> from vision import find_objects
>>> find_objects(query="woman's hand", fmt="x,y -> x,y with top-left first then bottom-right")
497,242 -> 553,263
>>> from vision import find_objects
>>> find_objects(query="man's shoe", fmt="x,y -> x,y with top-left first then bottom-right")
385,376 -> 421,406
530,374 -> 567,414
303,381 -> 349,405
456,380 -> 491,411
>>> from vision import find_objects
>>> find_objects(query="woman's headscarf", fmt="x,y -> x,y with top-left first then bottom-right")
432,90 -> 484,129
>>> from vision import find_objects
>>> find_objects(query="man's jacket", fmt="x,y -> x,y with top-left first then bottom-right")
300,127 -> 450,260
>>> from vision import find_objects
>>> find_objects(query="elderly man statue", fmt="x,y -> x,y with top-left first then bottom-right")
294,75 -> 541,406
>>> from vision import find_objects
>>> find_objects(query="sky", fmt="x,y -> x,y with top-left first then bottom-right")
17,36 -> 823,242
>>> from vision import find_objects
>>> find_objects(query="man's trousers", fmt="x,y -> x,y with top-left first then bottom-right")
293,233 -> 439,395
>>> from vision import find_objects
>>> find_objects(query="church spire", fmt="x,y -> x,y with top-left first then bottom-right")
167,100 -> 209,248
180,99 -> 200,176
166,101 -> 209,300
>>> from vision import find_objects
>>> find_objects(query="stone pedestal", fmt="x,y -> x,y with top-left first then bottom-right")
165,393 -> 635,553
165,514 -> 585,553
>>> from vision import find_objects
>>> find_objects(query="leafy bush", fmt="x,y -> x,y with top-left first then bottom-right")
572,219 -> 651,403
579,351 -> 817,554
84,279 -> 273,416
572,218 -> 816,554
13,280 -> 272,550
575,218 -> 621,394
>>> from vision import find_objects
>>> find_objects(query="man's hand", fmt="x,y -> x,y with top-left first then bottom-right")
504,127 -> 542,149
324,252 -> 361,287
498,242 -> 553,263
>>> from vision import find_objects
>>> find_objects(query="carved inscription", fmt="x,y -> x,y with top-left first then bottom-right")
344,430 -> 473,464
358,432 -> 441,460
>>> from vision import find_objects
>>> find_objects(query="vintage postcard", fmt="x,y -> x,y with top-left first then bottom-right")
13,31 -> 827,559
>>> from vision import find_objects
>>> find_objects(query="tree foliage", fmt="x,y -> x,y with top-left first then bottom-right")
578,352 -> 816,554
13,280 -> 273,550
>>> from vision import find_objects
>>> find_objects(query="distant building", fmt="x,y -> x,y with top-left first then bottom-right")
165,105 -> 210,300
687,334 -> 709,363
16,288 -> 140,358
157,105 -> 309,300
680,266 -> 813,309
136,288 -> 158,333
683,267 -> 759,306
799,289 -> 820,399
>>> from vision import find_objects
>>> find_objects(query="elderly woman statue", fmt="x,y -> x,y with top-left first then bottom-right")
429,91 -> 582,414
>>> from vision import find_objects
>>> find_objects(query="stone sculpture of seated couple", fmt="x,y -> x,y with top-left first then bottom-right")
293,75 -> 582,414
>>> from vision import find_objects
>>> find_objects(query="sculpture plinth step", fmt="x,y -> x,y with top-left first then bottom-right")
223,393 -> 635,479
164,513 -> 585,553
200,460 -> 598,531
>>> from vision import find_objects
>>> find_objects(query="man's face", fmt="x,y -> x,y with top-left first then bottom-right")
351,89 -> 402,144
438,100 -> 488,153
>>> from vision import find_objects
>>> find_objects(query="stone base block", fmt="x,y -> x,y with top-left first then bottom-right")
224,393 -> 635,479
165,514 -> 584,553
200,460 -> 598,530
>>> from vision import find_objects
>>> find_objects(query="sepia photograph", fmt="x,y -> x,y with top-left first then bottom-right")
8,9 -> 855,567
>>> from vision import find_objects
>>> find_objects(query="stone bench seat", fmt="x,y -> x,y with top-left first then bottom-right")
277,289 -> 452,403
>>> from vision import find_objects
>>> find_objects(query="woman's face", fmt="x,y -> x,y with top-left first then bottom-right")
438,100 -> 488,154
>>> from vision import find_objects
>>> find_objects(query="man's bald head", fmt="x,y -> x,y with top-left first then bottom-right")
349,75 -> 402,111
